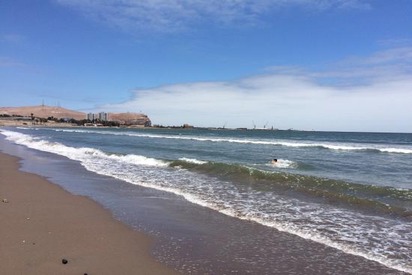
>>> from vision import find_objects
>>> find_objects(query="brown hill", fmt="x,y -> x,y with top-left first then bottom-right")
0,105 -> 86,120
0,105 -> 151,126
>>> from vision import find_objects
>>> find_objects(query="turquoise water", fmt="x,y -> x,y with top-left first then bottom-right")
1,127 -> 412,273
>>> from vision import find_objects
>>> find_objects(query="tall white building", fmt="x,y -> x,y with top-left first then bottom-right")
87,113 -> 95,121
87,112 -> 108,122
99,112 -> 108,121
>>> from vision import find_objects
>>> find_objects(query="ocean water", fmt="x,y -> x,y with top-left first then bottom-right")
1,127 -> 411,274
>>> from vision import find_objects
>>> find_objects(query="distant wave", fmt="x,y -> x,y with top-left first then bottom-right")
41,128 -> 412,155
178,157 -> 208,165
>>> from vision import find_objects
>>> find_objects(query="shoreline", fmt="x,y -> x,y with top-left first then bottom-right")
0,151 -> 177,274
1,129 -> 406,274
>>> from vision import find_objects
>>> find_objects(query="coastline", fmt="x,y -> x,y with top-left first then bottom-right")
0,119 -> 77,128
0,151 -> 177,275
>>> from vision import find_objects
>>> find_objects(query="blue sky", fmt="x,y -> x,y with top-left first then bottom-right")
1,0 -> 412,132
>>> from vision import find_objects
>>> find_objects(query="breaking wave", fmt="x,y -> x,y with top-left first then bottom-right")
39,128 -> 412,154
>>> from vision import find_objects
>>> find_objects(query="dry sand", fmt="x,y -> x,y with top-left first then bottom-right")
0,152 -> 177,275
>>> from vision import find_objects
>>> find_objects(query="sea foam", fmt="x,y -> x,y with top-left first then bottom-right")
0,129 -> 167,168
42,128 -> 412,155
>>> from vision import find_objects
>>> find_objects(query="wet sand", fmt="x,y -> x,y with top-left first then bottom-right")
0,152 -> 177,275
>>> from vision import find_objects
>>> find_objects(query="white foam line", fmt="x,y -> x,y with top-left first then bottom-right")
109,173 -> 412,274
161,190 -> 412,274
0,129 -> 168,168
178,157 -> 208,165
42,127 -> 412,154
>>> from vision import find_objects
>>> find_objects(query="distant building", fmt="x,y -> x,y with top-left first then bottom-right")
87,113 -> 95,121
87,112 -> 108,122
98,112 -> 108,121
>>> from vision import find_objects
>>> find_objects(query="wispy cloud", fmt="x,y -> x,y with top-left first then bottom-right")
55,0 -> 371,33
361,47 -> 412,67
312,47 -> 412,85
100,46 -> 412,132
1,34 -> 26,44
0,57 -> 27,68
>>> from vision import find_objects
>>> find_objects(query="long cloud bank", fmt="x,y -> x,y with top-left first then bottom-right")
101,47 -> 412,132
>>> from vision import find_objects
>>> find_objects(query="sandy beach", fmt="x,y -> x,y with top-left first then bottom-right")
0,152 -> 177,275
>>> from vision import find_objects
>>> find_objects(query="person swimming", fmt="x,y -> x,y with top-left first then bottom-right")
271,158 -> 278,164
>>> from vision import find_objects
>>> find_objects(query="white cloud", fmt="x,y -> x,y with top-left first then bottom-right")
101,46 -> 412,132
55,0 -> 371,33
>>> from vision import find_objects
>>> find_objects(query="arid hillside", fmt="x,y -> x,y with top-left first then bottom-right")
0,105 -> 151,126
0,105 -> 86,120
